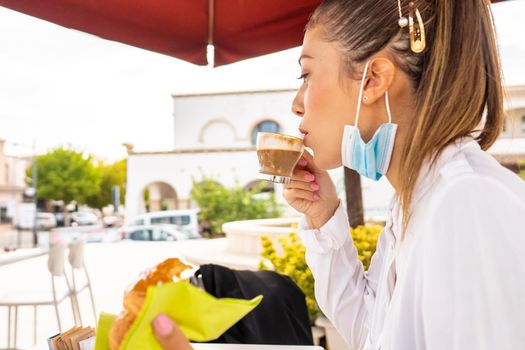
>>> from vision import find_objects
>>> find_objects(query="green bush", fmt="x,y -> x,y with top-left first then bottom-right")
259,224 -> 382,322
519,161 -> 525,181
351,225 -> 382,270
190,177 -> 283,237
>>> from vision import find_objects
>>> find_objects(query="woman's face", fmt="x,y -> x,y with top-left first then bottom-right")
292,27 -> 374,170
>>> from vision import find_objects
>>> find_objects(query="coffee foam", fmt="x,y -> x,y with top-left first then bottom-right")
257,133 -> 304,151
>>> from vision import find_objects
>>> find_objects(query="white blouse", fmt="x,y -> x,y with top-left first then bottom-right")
298,138 -> 525,350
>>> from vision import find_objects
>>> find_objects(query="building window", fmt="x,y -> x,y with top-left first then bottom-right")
251,120 -> 281,145
521,116 -> 525,134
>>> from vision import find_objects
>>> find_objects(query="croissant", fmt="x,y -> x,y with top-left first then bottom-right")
108,258 -> 193,350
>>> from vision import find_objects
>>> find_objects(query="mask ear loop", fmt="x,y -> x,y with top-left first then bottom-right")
355,61 -> 394,126
385,90 -> 393,124
354,60 -> 370,129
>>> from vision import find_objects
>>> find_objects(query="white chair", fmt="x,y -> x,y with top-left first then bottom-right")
0,243 -> 77,349
67,240 -> 96,326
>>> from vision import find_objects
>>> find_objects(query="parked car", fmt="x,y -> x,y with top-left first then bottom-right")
71,211 -> 99,226
120,225 -> 187,242
102,215 -> 121,228
84,227 -> 120,243
53,212 -> 65,227
36,212 -> 57,230
124,209 -> 200,239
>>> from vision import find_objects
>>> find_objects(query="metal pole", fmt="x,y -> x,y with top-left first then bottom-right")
32,140 -> 38,247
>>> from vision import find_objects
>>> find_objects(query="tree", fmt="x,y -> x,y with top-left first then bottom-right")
26,146 -> 101,205
86,159 -> 127,209
191,178 -> 283,237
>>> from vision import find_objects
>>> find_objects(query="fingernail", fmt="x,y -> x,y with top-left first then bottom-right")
153,313 -> 173,336
313,194 -> 320,201
310,183 -> 319,191
304,173 -> 315,181
298,159 -> 307,166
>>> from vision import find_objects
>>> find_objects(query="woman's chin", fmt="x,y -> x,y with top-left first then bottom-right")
313,155 -> 341,171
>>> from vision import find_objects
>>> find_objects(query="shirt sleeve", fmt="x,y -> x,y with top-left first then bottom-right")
419,175 -> 525,350
297,200 -> 390,350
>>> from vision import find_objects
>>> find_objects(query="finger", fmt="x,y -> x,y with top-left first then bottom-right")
296,158 -> 308,167
152,314 -> 193,350
300,150 -> 320,172
284,180 -> 320,192
283,188 -> 320,202
292,169 -> 316,182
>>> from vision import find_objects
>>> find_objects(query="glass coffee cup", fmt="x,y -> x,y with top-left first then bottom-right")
256,132 -> 305,184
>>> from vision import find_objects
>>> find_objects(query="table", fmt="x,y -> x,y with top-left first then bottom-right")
192,345 -> 323,350
30,341 -> 324,350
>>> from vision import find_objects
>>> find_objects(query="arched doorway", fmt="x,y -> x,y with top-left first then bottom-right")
142,181 -> 178,212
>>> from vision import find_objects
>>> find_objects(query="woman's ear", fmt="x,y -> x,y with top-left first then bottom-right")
362,58 -> 395,104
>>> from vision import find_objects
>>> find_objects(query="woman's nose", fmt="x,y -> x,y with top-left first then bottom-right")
291,88 -> 305,117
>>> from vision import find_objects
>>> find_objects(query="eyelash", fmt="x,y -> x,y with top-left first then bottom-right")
297,73 -> 309,81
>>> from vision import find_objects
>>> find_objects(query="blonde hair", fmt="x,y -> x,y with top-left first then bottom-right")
308,0 -> 504,236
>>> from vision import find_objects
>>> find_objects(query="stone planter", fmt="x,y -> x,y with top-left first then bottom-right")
222,217 -> 300,255
315,316 -> 348,350
181,217 -> 300,270
311,325 -> 326,347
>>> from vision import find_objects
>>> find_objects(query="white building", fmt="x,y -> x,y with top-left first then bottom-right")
0,140 -> 31,226
125,86 -> 525,221
492,85 -> 525,157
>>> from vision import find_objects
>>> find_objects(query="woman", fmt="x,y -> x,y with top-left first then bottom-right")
154,0 -> 525,348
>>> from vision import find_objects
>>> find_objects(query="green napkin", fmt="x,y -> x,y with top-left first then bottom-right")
95,281 -> 262,350
95,312 -> 116,350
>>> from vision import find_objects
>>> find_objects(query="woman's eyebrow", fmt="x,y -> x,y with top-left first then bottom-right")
298,54 -> 314,66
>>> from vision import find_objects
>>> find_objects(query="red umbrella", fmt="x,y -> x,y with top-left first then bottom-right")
0,0 -> 507,67
0,0 -> 320,67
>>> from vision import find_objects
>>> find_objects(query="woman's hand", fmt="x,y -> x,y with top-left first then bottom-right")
152,313 -> 193,350
283,151 -> 340,229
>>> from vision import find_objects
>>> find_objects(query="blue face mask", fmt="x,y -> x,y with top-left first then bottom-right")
341,61 -> 398,181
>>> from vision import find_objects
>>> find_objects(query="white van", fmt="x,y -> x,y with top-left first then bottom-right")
125,209 -> 200,239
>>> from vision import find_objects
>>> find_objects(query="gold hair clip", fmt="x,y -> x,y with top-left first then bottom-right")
408,2 -> 426,53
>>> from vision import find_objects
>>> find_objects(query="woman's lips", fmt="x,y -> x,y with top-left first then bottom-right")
303,134 -> 310,147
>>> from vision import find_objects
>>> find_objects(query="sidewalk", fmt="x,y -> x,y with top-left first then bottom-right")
0,226 -> 36,249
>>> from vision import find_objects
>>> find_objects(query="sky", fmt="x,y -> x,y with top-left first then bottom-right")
0,1 -> 523,161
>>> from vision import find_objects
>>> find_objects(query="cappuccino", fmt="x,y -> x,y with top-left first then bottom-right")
256,132 -> 304,183
257,149 -> 303,176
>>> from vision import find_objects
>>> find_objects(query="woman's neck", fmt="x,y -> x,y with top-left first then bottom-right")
385,122 -> 407,194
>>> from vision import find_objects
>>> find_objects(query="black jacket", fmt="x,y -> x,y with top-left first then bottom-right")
193,264 -> 313,345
